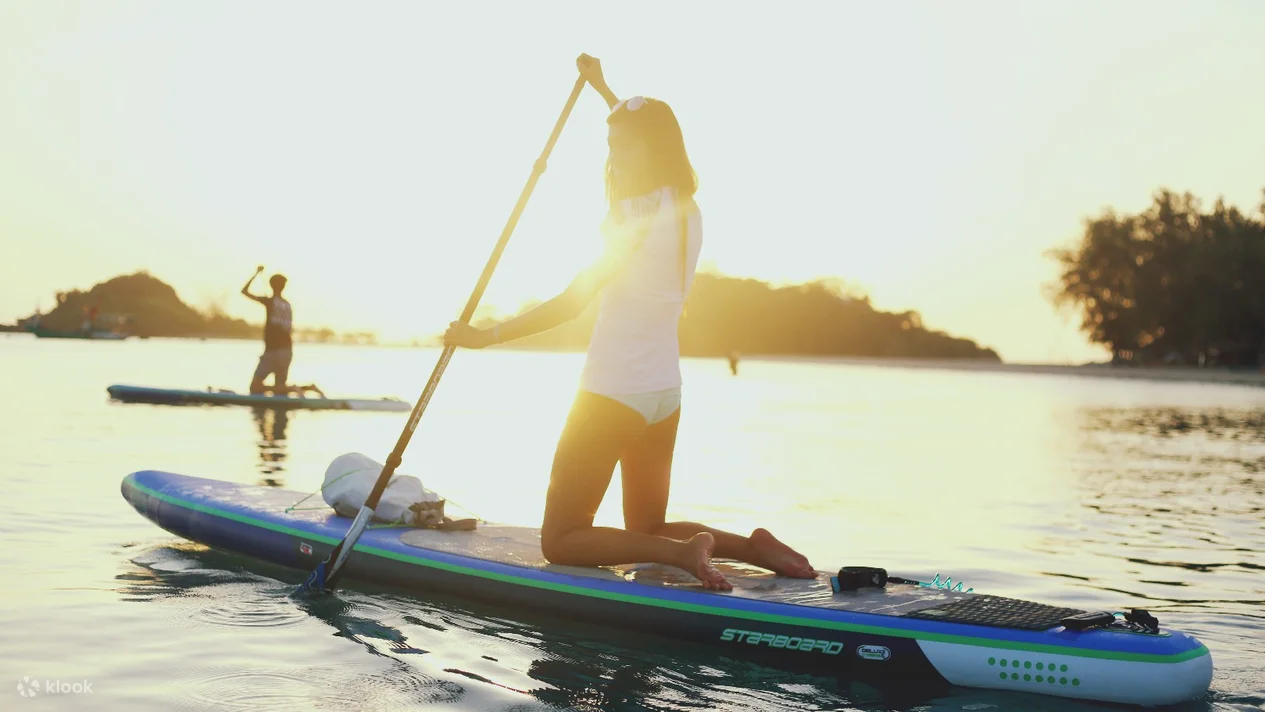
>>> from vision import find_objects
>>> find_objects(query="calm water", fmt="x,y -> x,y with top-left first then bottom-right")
0,334 -> 1261,711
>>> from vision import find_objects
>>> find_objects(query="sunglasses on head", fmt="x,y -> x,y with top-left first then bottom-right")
611,96 -> 647,113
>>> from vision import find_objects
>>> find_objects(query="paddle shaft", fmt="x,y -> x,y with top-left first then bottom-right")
319,74 -> 589,590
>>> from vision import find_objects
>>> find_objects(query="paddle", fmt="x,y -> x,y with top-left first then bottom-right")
295,71 -> 590,595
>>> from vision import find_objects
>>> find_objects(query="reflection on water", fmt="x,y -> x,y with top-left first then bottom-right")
1057,406 -> 1265,615
117,545 -> 870,711
253,407 -> 290,486
1082,406 -> 1265,442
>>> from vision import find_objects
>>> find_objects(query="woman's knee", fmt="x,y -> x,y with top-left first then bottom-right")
540,525 -> 577,565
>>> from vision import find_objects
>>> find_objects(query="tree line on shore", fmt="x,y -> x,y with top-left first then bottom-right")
1048,189 -> 1265,367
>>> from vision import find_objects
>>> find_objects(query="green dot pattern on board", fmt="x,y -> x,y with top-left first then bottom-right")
989,658 -> 1073,685
986,657 -> 1087,682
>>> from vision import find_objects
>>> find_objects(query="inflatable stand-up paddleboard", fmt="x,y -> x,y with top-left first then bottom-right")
107,385 -> 412,412
121,471 -> 1213,706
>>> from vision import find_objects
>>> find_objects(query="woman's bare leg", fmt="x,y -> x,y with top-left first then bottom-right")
619,407 -> 816,579
539,392 -> 731,590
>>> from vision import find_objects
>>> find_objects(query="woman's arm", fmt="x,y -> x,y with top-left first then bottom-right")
480,289 -> 586,347
593,84 -> 619,110
577,54 -> 619,110
442,268 -> 604,349
444,225 -> 645,349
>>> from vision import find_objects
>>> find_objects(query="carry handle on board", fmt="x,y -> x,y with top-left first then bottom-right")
1060,611 -> 1116,631
1061,608 -> 1160,633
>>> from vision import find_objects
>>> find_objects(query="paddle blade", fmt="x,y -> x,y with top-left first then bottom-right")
293,506 -> 371,596
293,559 -> 329,597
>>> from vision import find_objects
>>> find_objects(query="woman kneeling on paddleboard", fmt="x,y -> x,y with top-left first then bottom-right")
445,55 -> 814,590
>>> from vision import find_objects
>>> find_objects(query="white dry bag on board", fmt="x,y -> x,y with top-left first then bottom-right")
322,452 -> 445,527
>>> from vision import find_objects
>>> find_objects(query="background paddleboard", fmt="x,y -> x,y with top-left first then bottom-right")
107,384 -> 412,412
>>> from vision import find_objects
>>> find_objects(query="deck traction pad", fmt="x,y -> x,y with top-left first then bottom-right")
903,594 -> 1087,631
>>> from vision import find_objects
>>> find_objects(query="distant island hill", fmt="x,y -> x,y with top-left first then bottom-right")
5,272 -> 378,344
4,271 -> 1000,360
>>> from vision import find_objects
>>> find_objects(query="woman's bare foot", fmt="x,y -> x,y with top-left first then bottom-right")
681,533 -> 732,591
749,528 -> 816,579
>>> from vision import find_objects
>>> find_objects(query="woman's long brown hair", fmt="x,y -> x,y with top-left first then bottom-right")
605,98 -> 698,295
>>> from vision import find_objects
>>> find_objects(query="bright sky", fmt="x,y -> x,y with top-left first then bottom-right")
3,1 -> 1263,363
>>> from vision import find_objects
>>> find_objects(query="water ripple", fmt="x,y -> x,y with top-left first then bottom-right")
193,593 -> 309,629
178,668 -> 362,711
